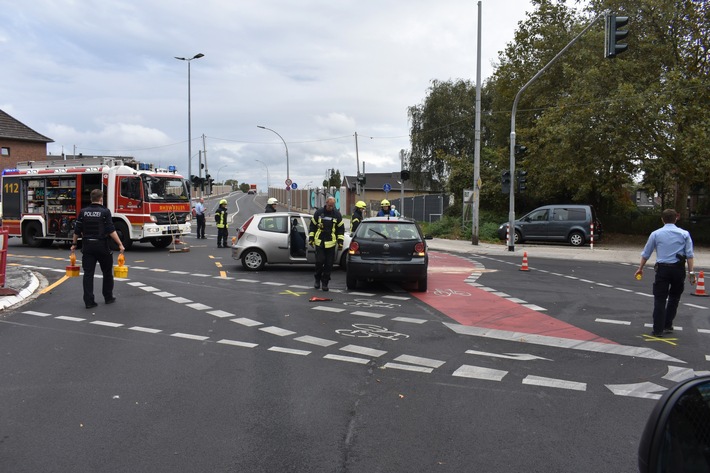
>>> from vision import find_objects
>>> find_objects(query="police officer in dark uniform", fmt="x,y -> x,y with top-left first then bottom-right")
71,189 -> 125,309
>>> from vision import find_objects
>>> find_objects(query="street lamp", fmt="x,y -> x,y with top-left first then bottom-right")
216,165 -> 228,184
174,53 -> 204,190
257,125 -> 290,210
255,159 -> 270,190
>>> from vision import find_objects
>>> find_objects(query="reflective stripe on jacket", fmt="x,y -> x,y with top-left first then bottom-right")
309,207 -> 344,248
215,208 -> 228,228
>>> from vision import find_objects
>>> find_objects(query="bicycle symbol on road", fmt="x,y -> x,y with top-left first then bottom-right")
335,324 -> 410,341
432,288 -> 471,297
343,298 -> 401,310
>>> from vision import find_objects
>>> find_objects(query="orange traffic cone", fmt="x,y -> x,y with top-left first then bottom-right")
520,251 -> 530,271
691,271 -> 708,297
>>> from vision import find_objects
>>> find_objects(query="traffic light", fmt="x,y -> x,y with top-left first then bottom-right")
605,14 -> 629,58
514,144 -> 528,159
357,173 -> 366,185
400,170 -> 410,181
516,170 -> 528,193
501,171 -> 511,194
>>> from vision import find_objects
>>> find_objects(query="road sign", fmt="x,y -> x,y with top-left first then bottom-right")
285,178 -> 292,186
291,182 -> 298,189
383,183 -> 392,193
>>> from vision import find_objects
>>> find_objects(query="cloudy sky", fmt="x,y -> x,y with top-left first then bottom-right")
1,0 -> 535,191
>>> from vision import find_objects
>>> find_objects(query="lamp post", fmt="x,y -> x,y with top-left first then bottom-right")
174,53 -> 204,191
216,165 -> 228,184
257,125 -> 290,210
255,159 -> 270,191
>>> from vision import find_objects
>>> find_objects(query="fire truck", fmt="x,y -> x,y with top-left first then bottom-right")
1,157 -> 192,249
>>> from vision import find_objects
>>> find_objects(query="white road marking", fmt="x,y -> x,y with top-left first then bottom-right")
150,268 -> 170,272
22,311 -> 51,317
259,326 -> 296,337
127,281 -> 145,286
684,303 -> 709,309
644,323 -> 682,331
268,346 -> 310,356
56,316 -> 85,322
312,306 -> 346,313
262,282 -> 285,286
348,292 -> 375,297
445,323 -> 685,363
595,318 -> 631,325
606,382 -> 666,400
523,375 -> 586,391
506,298 -> 528,303
294,335 -> 338,347
140,286 -> 160,292
394,355 -> 445,368
699,329 -> 710,334
615,287 -> 633,293
130,267 -> 149,270
129,326 -> 162,333
236,279 -> 259,283
465,350 -> 551,361
169,271 -> 190,275
350,311 -> 386,318
191,274 -> 212,277
491,292 -> 510,297
289,285 -> 312,289
186,303 -> 212,311
391,317 -> 427,324
324,354 -> 370,364
231,318 -> 262,327
169,297 -> 193,304
452,365 -> 508,381
171,333 -> 209,341
154,292 -> 176,297
340,345 -> 387,357
521,304 -> 546,311
596,283 -> 613,288
217,339 -> 258,348
208,310 -> 234,318
90,321 -> 124,328
663,366 -> 710,382
383,362 -> 433,373
382,295 -> 410,300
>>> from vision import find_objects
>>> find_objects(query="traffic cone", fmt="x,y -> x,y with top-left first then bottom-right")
520,252 -> 530,271
691,271 -> 708,297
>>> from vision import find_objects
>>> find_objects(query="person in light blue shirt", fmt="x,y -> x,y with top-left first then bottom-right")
635,209 -> 696,337
194,197 -> 206,239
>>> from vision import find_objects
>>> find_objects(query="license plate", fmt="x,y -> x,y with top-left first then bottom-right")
169,225 -> 179,232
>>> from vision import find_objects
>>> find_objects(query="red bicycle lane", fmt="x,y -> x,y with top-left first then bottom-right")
413,251 -> 616,344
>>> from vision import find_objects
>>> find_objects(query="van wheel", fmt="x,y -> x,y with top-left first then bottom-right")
569,231 -> 585,246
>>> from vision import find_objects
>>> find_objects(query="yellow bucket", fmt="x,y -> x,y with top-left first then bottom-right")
113,254 -> 128,278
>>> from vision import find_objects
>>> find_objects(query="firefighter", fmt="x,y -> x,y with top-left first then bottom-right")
215,199 -> 229,248
350,200 -> 366,234
308,196 -> 344,291
377,199 -> 396,217
71,189 -> 125,309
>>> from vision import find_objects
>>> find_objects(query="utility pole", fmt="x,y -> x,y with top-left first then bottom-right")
472,0 -> 482,245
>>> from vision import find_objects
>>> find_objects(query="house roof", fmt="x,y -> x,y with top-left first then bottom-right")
0,109 -> 54,143
343,172 -> 417,192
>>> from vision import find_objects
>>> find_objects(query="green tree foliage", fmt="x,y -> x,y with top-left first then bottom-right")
238,182 -> 250,193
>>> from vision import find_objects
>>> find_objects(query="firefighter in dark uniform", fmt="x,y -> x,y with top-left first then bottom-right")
309,196 -> 344,291
215,199 -> 229,248
350,200 -> 366,234
71,189 -> 125,309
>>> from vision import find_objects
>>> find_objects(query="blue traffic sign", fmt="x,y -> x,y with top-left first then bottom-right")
383,183 -> 392,193
291,182 -> 298,189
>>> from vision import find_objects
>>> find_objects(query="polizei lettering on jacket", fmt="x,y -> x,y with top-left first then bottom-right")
84,211 -> 103,217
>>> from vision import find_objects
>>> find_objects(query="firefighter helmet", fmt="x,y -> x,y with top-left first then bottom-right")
380,199 -> 390,206
219,199 -> 227,205
267,197 -> 278,205
355,201 -> 366,209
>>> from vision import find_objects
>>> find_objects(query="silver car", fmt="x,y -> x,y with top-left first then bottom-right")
232,212 -> 351,271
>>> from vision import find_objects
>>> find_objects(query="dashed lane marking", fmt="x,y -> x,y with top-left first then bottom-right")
452,365 -> 507,381
294,335 -> 339,347
391,316 -> 427,324
91,321 -> 124,328
383,362 -> 433,373
312,306 -> 346,313
268,346 -> 310,356
171,332 -> 210,341
523,375 -> 587,391
350,311 -> 385,318
55,316 -> 85,322
217,339 -> 258,348
129,326 -> 162,334
340,345 -> 387,358
323,354 -> 371,364
231,317 -> 262,327
595,318 -> 631,325
393,355 -> 446,369
259,326 -> 296,337
208,310 -> 235,318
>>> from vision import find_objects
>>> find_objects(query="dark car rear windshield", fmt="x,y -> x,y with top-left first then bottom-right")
356,222 -> 420,241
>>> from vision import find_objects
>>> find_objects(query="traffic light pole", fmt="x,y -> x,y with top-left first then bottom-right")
507,11 -> 608,251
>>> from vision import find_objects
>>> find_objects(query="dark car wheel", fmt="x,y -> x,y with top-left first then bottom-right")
150,236 -> 173,248
416,275 -> 428,292
241,249 -> 266,271
569,231 -> 585,246
339,252 -> 347,271
346,270 -> 358,290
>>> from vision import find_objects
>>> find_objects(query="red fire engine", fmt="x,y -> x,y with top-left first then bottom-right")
1,157 -> 192,249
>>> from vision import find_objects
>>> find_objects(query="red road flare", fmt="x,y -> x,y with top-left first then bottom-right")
414,251 -> 616,344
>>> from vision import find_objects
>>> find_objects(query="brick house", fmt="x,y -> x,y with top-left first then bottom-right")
0,110 -> 53,169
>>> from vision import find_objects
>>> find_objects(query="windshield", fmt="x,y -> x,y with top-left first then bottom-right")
142,175 -> 189,202
356,222 -> 420,241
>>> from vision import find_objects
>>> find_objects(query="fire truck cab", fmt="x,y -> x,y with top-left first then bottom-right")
1,157 -> 192,250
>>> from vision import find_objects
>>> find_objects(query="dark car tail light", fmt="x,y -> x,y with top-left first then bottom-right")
348,241 -> 360,255
237,216 -> 254,242
414,242 -> 426,257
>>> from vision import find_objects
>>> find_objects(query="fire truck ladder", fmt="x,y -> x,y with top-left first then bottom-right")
168,208 -> 190,253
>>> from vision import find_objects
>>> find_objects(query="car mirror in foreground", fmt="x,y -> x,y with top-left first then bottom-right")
638,375 -> 710,472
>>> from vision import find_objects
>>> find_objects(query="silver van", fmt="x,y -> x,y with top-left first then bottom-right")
497,204 -> 602,246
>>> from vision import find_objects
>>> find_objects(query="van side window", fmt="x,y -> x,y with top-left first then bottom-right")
556,208 -> 586,221
528,209 -> 549,221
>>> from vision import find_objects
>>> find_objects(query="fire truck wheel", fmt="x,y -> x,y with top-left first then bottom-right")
111,221 -> 133,251
23,222 -> 44,248
150,236 -> 173,248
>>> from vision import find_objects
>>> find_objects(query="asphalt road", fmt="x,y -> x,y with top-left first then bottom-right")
1,194 -> 708,472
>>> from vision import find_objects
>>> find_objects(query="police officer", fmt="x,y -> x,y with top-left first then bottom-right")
635,209 -> 696,337
215,199 -> 229,248
350,200 -> 366,234
71,189 -> 125,309
309,196 -> 344,291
